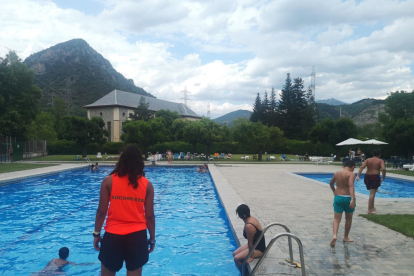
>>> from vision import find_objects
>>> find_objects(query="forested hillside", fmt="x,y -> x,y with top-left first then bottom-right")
213,109 -> 252,125
24,39 -> 153,116
316,98 -> 385,125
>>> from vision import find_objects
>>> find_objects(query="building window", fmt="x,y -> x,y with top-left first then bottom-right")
107,122 -> 111,142
123,112 -> 125,117
100,112 -> 103,116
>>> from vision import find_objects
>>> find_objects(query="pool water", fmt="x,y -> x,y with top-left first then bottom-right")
296,173 -> 414,198
0,166 -> 238,275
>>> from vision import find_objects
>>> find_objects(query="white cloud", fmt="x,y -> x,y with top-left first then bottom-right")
1,0 -> 414,119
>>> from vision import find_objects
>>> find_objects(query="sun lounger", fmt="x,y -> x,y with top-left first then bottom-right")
96,152 -> 102,159
280,154 -> 290,161
106,155 -> 119,159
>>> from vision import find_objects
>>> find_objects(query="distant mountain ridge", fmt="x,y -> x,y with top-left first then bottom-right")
316,98 -> 347,106
24,39 -> 153,116
316,98 -> 385,126
213,109 -> 252,125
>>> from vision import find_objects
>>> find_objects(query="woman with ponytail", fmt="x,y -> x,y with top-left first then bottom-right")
233,204 -> 266,272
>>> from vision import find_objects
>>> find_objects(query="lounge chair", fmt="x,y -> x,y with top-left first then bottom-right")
96,152 -> 102,159
174,153 -> 179,159
269,156 -> 275,160
106,155 -> 119,159
227,154 -> 232,159
220,153 -> 225,158
280,154 -> 290,161
194,153 -> 199,158
180,152 -> 185,159
241,156 -> 249,160
200,153 -> 206,160
214,153 -> 219,158
208,156 -> 214,161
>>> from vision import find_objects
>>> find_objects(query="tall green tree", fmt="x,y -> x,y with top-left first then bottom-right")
171,119 -> 188,141
183,121 -> 203,153
129,96 -> 153,121
232,119 -> 283,161
155,110 -> 181,128
0,51 -> 42,139
121,118 -> 169,158
379,90 -> 414,157
28,112 -> 58,141
198,118 -> 222,157
250,93 -> 263,122
309,118 -> 357,159
61,116 -> 108,157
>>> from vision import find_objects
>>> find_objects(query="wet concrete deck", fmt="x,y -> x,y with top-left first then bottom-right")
209,164 -> 414,276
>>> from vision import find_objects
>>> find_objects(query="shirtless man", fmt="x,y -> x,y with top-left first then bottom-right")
37,247 -> 74,275
356,149 -> 386,214
329,160 -> 356,246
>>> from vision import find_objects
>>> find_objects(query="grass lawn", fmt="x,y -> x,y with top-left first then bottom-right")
0,163 -> 57,174
360,214 -> 414,238
387,170 -> 414,177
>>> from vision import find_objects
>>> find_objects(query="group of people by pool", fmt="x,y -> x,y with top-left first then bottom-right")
329,148 -> 386,246
37,145 -> 387,275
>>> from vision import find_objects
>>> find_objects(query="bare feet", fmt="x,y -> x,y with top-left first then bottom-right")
330,237 -> 337,246
343,237 -> 354,243
368,211 -> 377,214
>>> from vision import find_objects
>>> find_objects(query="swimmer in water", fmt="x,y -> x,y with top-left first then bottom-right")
36,247 -> 74,275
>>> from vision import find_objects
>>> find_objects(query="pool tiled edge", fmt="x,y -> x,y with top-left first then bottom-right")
0,164 -> 89,186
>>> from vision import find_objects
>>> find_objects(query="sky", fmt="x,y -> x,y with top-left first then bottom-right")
1,0 -> 414,119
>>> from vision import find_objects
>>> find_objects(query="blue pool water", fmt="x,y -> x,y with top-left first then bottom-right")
0,166 -> 238,275
296,173 -> 414,198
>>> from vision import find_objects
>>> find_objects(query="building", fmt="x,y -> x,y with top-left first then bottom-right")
84,89 -> 202,142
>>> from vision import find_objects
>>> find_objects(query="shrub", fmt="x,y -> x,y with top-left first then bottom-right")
149,142 -> 192,153
48,140 -> 101,155
103,142 -> 126,154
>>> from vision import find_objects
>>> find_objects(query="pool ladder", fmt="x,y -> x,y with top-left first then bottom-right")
241,222 -> 306,276
82,157 -> 91,165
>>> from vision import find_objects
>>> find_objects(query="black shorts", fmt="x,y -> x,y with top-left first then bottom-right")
98,230 -> 149,272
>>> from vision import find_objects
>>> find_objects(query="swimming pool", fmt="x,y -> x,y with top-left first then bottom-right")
0,166 -> 239,275
296,173 -> 414,198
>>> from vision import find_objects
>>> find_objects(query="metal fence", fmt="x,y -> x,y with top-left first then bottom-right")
0,137 -> 47,162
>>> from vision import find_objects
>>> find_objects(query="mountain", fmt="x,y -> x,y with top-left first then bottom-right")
24,39 -> 153,116
316,98 -> 385,126
316,98 -> 347,106
213,109 -> 252,125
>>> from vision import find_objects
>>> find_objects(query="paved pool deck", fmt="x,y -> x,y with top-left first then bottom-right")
209,164 -> 414,276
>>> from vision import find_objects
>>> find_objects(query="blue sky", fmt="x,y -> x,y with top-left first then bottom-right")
1,0 -> 413,118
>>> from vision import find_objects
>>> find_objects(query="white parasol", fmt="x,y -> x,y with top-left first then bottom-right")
362,139 -> 388,145
336,138 -> 364,146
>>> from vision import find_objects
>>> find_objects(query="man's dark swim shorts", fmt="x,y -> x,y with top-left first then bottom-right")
364,174 -> 381,190
99,230 -> 148,272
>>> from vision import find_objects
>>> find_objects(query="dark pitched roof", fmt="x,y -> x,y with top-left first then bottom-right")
84,89 -> 201,118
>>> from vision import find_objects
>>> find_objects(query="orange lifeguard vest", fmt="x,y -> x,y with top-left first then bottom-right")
104,174 -> 148,235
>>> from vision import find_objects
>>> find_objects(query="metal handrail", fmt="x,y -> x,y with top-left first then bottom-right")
246,233 -> 306,276
82,157 -> 91,165
241,223 -> 296,276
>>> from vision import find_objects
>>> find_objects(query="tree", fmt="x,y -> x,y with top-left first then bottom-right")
129,96 -> 153,121
27,112 -> 58,141
171,119 -> 188,141
155,110 -> 181,129
379,90 -> 414,157
183,121 -> 203,153
250,93 -> 263,122
309,118 -> 357,160
121,118 -> 169,158
61,116 -> 108,157
0,51 -> 42,139
232,119 -> 283,161
198,118 -> 222,157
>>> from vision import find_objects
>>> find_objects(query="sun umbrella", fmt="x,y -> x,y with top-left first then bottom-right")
362,139 -> 388,145
336,138 -> 364,146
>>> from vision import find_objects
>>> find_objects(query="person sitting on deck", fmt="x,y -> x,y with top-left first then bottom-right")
233,204 -> 266,273
227,153 -> 232,158
304,152 -> 310,161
